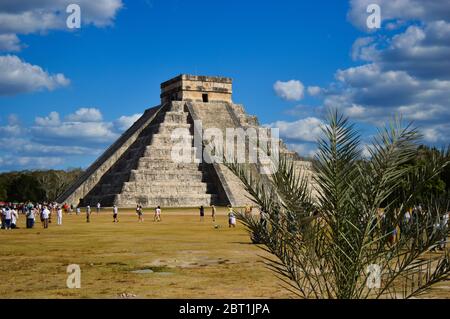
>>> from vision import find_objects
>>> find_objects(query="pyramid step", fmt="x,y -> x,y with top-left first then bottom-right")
163,111 -> 189,124
150,133 -> 193,146
121,183 -> 210,194
144,146 -> 199,161
168,101 -> 185,112
137,160 -> 202,171
154,122 -> 192,134
129,170 -> 206,182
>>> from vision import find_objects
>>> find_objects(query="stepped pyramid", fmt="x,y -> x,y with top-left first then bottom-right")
57,75 -> 314,208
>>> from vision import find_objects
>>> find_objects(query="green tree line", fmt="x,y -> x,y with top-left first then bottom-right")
0,169 -> 83,203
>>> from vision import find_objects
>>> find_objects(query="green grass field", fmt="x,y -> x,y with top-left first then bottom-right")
0,208 -> 448,299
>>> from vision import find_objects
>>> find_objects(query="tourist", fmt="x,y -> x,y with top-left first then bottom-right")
26,207 -> 35,229
211,205 -> 216,222
96,202 -> 101,214
86,205 -> 91,223
244,204 -> 252,216
154,206 -> 161,222
3,207 -> 12,230
389,225 -> 401,246
76,206 -> 81,216
11,206 -> 18,229
136,204 -> 144,222
403,209 -> 412,232
39,205 -> 45,225
228,205 -> 236,228
48,203 -> 53,224
113,205 -> 119,223
0,206 -> 5,229
199,205 -> 205,221
57,206 -> 63,225
26,202 -> 34,216
70,204 -> 74,214
439,211 -> 449,250
42,206 -> 50,229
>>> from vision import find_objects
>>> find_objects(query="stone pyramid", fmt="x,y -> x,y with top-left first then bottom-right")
57,75 -> 315,208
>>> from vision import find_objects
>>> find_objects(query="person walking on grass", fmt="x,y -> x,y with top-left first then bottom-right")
211,205 -> 216,222
154,206 -> 161,222
57,205 -> 63,225
3,207 -> 12,230
244,204 -> 252,216
228,205 -> 236,228
1,206 -> 5,229
136,204 -> 144,222
86,205 -> 91,223
113,205 -> 119,223
96,202 -> 101,214
11,206 -> 18,229
42,206 -> 50,229
199,205 -> 205,222
26,207 -> 35,229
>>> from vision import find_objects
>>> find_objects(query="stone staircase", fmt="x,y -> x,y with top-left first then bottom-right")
83,102 -> 218,207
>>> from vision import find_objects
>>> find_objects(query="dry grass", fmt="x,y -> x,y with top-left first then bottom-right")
0,207 -> 292,299
0,207 -> 448,299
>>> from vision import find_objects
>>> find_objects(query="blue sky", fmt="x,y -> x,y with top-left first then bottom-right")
0,0 -> 449,171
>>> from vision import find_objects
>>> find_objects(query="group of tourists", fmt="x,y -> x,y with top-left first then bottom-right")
197,204 -> 240,228
0,202 -> 64,230
1,199 -> 251,231
375,205 -> 449,250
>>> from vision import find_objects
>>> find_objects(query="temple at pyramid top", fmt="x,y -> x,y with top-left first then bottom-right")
160,74 -> 233,104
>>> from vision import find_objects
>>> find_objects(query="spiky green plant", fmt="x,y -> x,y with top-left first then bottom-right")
227,111 -> 450,299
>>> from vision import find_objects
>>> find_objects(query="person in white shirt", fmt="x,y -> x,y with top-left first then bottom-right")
96,202 -> 101,214
11,208 -> 18,229
154,206 -> 161,222
57,206 -> 63,225
113,205 -> 119,223
3,207 -> 12,230
42,206 -> 50,229
86,205 -> 91,223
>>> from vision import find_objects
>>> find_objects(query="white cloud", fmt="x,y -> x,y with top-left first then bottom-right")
274,80 -> 305,101
115,113 -> 142,132
297,1 -> 450,148
30,109 -> 143,147
32,121 -> 118,145
35,111 -> 61,126
1,108 -> 142,170
65,108 -> 103,122
0,55 -> 70,95
0,34 -> 21,51
0,113 -> 23,136
267,117 -> 324,143
307,86 -> 322,97
347,0 -> 450,31
0,155 -> 64,170
351,36 -> 377,61
287,143 -> 318,158
0,0 -> 124,52
344,105 -> 366,117
0,137 -> 97,156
